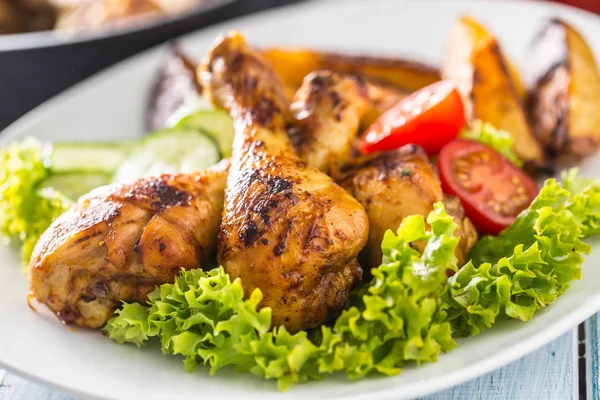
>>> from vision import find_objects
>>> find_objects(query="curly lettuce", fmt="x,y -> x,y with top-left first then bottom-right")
0,138 -> 71,264
105,169 -> 600,389
105,203 -> 459,390
461,120 -> 522,166
561,168 -> 600,237
442,171 -> 596,336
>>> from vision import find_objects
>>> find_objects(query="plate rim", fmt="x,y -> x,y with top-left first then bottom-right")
2,1 -> 600,399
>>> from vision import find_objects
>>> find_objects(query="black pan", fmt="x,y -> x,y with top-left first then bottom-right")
0,0 -> 305,130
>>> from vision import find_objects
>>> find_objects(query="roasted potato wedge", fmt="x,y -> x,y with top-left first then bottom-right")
442,16 -> 545,167
146,45 -> 201,131
526,18 -> 600,159
261,48 -> 440,95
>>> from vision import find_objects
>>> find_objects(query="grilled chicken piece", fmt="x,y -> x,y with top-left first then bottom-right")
289,70 -> 368,173
29,160 -> 229,328
200,32 -> 369,332
337,145 -> 477,271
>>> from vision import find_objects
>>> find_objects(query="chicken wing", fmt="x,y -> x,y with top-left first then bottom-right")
200,32 -> 369,332
337,145 -> 476,271
289,70 -> 368,173
29,159 -> 229,328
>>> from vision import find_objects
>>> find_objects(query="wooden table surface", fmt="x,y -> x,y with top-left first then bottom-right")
1,316 -> 596,399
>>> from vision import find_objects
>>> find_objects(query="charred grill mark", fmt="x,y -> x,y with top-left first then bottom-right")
274,220 -> 293,256
339,144 -> 428,182
251,96 -> 279,126
330,90 -> 343,121
73,235 -> 91,245
265,175 -> 293,194
126,178 -> 192,211
330,90 -> 342,108
305,218 -> 333,252
340,144 -> 426,173
240,219 -> 259,247
309,73 -> 334,93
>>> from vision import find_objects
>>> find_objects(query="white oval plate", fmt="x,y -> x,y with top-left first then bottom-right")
2,1 -> 600,399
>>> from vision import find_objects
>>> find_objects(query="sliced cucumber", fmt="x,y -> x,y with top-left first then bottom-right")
40,172 -> 111,201
164,96 -> 215,128
113,129 -> 221,183
50,142 -> 130,174
170,109 -> 234,158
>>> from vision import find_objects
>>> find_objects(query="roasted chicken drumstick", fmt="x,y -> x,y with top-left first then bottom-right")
200,32 -> 369,332
29,160 -> 229,328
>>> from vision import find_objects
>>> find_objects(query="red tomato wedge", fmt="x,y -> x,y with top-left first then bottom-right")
359,80 -> 466,156
438,139 -> 538,235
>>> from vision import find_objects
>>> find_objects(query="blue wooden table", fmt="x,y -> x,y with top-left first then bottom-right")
1,316 -> 596,399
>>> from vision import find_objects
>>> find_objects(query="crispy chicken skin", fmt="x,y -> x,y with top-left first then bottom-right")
29,160 -> 229,328
337,145 -> 476,271
290,70 -> 368,172
200,32 -> 369,332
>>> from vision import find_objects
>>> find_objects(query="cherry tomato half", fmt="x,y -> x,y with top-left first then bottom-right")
438,139 -> 539,235
358,80 -> 466,156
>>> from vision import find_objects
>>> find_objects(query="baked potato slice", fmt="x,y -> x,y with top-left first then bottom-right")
442,16 -> 545,167
261,48 -> 440,95
526,18 -> 600,159
146,45 -> 201,132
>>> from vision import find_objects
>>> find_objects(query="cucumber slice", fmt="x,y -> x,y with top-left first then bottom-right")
170,109 -> 234,158
164,96 -> 215,128
50,142 -> 130,174
113,129 -> 221,183
40,172 -> 111,201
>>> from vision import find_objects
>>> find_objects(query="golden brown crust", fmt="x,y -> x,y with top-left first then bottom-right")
338,145 -> 477,270
201,32 -> 369,332
29,159 -> 230,328
442,16 -> 545,167
526,18 -> 600,161
290,70 -> 368,173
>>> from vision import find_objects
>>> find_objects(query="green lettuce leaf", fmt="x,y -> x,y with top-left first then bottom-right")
443,173 -> 593,336
460,120 -> 522,166
0,138 -> 71,264
320,202 -> 458,378
105,202 -> 459,390
561,168 -> 600,237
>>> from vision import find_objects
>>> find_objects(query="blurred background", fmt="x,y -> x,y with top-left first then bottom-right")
0,0 -> 598,130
